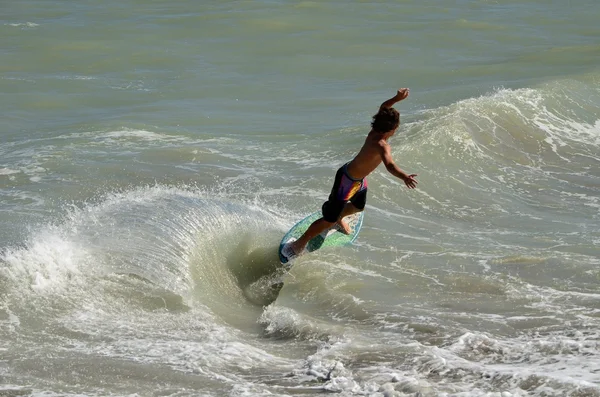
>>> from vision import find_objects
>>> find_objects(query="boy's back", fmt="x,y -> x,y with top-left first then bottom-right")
346,131 -> 393,180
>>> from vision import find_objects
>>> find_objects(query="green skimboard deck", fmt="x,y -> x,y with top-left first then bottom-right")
279,212 -> 364,265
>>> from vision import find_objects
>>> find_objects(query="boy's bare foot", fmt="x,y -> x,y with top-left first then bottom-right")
281,238 -> 306,263
289,239 -> 306,256
336,219 -> 352,235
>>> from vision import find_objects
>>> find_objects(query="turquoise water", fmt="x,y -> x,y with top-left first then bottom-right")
1,1 -> 600,396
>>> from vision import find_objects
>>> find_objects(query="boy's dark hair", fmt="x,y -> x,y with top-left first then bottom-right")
371,107 -> 400,133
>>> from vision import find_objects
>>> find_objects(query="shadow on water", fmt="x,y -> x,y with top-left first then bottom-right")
225,235 -> 288,307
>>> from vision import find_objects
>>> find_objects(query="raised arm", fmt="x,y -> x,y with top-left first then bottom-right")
380,88 -> 410,110
379,141 -> 418,189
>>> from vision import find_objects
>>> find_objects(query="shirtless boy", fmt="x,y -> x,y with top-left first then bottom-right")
282,88 -> 418,261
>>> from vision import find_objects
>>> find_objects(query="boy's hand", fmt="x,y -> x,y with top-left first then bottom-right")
403,174 -> 418,189
396,88 -> 410,101
380,88 -> 410,109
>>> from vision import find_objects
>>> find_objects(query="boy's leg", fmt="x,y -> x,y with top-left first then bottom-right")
289,217 -> 335,254
337,202 -> 362,234
337,187 -> 367,234
289,166 -> 349,255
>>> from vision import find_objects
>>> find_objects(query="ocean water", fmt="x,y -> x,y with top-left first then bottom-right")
1,1 -> 600,396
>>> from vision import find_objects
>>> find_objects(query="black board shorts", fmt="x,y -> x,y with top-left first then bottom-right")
321,163 -> 367,223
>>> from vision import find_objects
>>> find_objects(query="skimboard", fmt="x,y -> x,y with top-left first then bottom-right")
278,211 -> 364,265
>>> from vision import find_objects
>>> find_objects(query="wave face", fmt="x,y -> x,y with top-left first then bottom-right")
0,187 -> 297,395
401,77 -> 599,239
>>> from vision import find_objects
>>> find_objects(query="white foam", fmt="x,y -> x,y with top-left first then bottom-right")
54,74 -> 97,81
1,231 -> 89,293
416,331 -> 600,395
1,385 -> 93,397
6,22 -> 39,28
559,191 -> 600,211
58,304 -> 295,393
103,129 -> 171,141
0,168 -> 19,175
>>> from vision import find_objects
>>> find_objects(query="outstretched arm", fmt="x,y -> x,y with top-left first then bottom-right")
380,88 -> 410,110
380,142 -> 418,189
